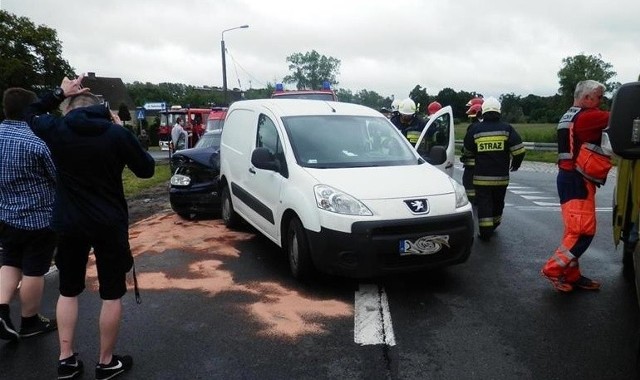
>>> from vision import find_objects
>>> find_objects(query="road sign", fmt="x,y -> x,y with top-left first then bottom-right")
136,109 -> 145,120
143,102 -> 167,111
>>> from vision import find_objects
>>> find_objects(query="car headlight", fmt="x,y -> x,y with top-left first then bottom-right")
171,174 -> 191,186
449,177 -> 469,208
314,184 -> 373,216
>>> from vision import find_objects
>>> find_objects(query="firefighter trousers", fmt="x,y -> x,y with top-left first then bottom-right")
542,170 -> 596,282
462,166 -> 476,204
475,185 -> 507,239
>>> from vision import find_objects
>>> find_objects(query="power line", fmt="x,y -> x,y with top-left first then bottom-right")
225,48 -> 270,88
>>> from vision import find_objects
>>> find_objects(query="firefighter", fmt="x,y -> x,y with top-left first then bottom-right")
466,96 -> 484,108
463,97 -> 525,241
541,80 -> 609,292
460,102 -> 483,204
427,101 -> 442,116
424,101 -> 450,146
390,99 -> 401,120
390,98 -> 425,144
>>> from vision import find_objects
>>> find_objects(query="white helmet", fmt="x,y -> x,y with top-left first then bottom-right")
481,96 -> 501,114
398,98 -> 416,115
391,99 -> 401,112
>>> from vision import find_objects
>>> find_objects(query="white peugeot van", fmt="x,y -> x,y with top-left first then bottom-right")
219,99 -> 474,280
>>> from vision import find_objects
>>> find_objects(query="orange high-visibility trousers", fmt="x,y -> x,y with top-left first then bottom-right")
542,170 -> 596,282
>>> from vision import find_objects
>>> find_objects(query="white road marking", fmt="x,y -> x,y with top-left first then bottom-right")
532,201 -> 561,207
515,206 -> 612,212
510,190 -> 544,195
354,284 -> 396,346
521,195 -> 556,200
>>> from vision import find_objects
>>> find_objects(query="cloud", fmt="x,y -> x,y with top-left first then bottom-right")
3,0 -> 639,99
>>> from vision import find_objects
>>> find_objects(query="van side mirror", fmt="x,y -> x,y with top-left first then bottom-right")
428,145 -> 447,165
251,147 -> 280,171
607,81 -> 640,159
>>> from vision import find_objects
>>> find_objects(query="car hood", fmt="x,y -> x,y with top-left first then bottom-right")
173,147 -> 219,167
303,164 -> 453,199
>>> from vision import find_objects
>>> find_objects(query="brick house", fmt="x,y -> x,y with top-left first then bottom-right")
80,72 -> 135,121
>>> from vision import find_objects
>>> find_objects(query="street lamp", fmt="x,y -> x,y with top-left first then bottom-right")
221,24 -> 249,105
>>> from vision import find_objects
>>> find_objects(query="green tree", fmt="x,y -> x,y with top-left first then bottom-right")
408,85 -> 430,115
557,53 -> 618,106
499,93 -> 524,123
437,88 -> 470,120
244,84 -> 273,100
0,10 -> 74,94
335,88 -> 354,103
353,89 -> 387,110
118,102 -> 132,130
282,50 -> 340,90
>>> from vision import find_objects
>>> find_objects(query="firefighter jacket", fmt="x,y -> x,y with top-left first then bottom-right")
390,114 -> 425,142
463,118 -> 526,186
460,122 -> 477,167
557,106 -> 609,171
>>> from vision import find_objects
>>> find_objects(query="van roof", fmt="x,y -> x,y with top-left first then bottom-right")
229,99 -> 380,118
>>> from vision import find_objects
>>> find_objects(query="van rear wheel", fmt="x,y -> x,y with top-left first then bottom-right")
287,217 -> 314,280
221,186 -> 240,228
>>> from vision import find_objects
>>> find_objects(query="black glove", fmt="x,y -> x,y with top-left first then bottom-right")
510,163 -> 520,172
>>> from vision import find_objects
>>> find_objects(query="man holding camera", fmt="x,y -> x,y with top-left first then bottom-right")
25,74 -> 155,380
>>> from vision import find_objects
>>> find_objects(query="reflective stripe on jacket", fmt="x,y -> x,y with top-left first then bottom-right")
463,119 -> 525,186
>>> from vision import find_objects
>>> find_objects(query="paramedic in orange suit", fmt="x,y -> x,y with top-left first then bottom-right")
541,80 -> 609,292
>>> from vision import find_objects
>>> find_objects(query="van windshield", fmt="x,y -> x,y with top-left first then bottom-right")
283,115 -> 419,168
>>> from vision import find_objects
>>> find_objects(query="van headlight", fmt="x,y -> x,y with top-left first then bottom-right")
449,177 -> 469,208
314,185 -> 373,216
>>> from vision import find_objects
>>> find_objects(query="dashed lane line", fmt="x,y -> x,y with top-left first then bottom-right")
354,284 -> 396,346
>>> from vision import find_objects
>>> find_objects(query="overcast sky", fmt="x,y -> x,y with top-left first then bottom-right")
3,0 -> 639,100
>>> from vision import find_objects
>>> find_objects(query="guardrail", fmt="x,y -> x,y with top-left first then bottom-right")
455,141 -> 557,152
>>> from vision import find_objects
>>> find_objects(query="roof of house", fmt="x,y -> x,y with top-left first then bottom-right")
80,72 -> 135,110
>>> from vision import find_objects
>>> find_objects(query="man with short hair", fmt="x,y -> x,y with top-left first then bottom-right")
0,87 -> 58,342
541,80 -> 609,292
26,75 -> 155,380
171,116 -> 188,152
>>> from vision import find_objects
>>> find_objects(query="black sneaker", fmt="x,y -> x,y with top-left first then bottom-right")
58,353 -> 84,379
573,275 -> 601,291
95,354 -> 133,380
0,314 -> 19,341
20,314 -> 57,338
0,305 -> 19,342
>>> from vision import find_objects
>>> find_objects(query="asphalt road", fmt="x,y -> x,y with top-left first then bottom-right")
1,162 -> 638,380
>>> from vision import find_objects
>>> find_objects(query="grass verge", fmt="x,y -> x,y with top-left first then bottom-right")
123,161 -> 171,197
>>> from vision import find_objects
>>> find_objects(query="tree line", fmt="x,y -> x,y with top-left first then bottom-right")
0,10 -> 624,124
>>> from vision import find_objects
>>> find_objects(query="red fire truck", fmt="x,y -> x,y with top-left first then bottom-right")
271,81 -> 338,101
158,107 -> 212,150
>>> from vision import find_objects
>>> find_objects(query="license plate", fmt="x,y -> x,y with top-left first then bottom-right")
399,235 -> 450,256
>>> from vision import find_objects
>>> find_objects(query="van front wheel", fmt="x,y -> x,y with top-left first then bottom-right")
221,186 -> 240,228
287,217 -> 314,280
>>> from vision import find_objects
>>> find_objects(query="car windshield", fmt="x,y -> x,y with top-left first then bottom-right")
194,133 -> 221,149
283,115 -> 419,168
206,118 -> 224,131
273,93 -> 336,101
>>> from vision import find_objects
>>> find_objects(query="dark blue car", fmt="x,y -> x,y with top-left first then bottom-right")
169,130 -> 222,218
